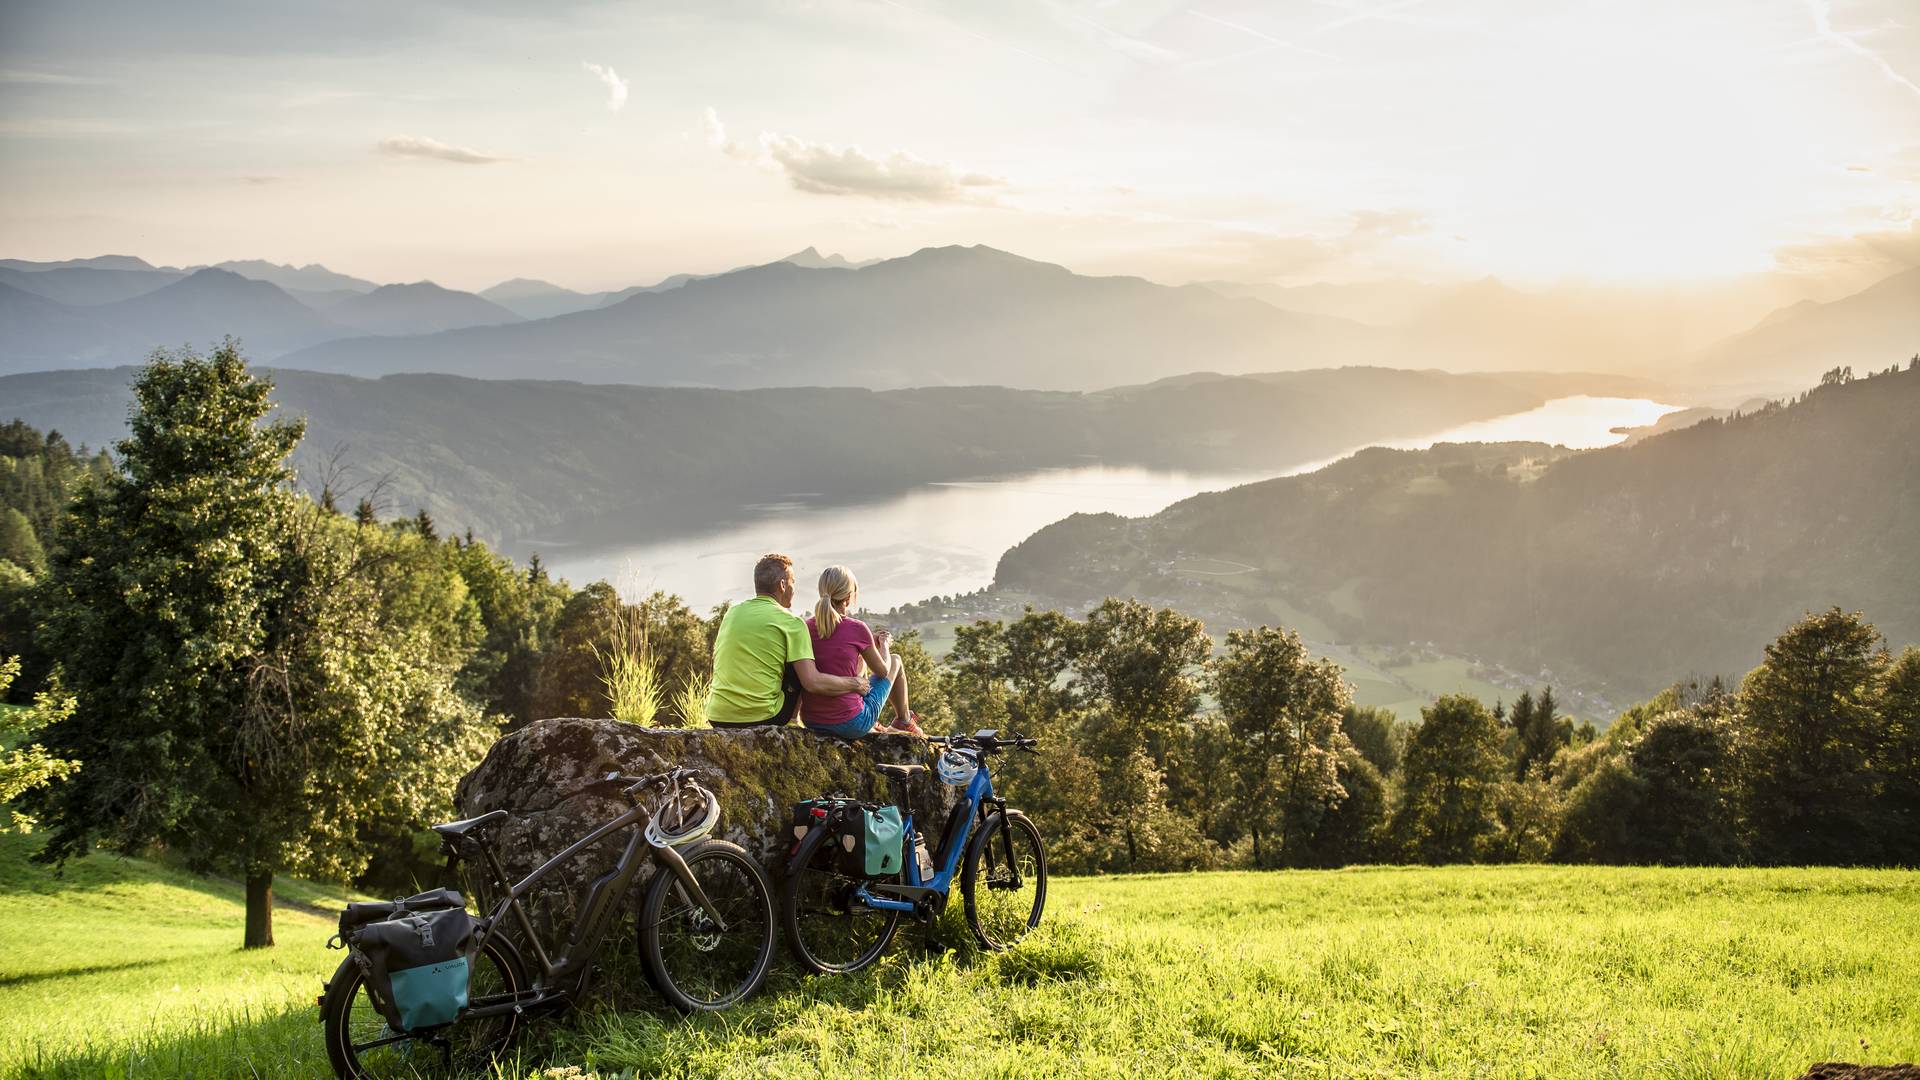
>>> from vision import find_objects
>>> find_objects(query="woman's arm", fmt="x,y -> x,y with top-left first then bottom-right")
859,643 -> 891,678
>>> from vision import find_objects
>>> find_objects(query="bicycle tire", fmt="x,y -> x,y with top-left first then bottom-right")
321,933 -> 525,1080
961,810 -> 1047,951
781,822 -> 902,974
638,839 -> 776,1012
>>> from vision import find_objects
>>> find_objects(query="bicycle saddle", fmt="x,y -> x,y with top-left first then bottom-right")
874,763 -> 927,779
430,809 -> 509,838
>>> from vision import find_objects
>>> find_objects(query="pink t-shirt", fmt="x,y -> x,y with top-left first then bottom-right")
802,614 -> 874,726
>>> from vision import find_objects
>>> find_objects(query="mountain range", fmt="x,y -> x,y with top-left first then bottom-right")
994,363 -> 1920,698
1,246 -> 1912,393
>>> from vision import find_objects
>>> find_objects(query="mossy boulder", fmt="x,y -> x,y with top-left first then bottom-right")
452,718 -> 955,941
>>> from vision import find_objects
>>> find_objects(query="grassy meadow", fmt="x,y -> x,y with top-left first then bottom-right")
1,836 -> 1914,1078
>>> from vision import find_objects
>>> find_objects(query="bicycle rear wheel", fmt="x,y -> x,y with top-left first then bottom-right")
639,839 -> 775,1012
962,810 -> 1047,951
781,822 -> 902,974
321,934 -> 524,1079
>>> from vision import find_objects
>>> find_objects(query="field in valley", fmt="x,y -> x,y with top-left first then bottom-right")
1,835 -> 1914,1079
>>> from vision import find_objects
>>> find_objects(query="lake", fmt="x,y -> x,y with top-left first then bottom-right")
544,395 -> 1683,613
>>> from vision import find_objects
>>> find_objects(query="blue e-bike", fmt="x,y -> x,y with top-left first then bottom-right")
782,729 -> 1048,972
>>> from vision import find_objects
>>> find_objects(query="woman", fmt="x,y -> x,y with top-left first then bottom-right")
801,565 -> 924,739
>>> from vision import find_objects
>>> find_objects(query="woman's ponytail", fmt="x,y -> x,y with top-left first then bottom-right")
813,564 -> 858,640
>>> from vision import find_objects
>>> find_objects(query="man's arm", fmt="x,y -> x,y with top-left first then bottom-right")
794,658 -> 868,696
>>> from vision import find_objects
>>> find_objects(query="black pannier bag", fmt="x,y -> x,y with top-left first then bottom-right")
790,799 -> 904,878
345,889 -> 477,1032
336,886 -> 465,945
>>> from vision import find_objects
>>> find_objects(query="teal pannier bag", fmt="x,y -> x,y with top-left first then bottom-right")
349,899 -> 476,1031
840,805 -> 905,878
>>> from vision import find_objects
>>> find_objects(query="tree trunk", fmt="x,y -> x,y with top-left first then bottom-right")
244,869 -> 275,948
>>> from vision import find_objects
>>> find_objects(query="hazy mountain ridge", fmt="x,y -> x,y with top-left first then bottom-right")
995,364 -> 1920,696
276,245 -> 1388,389
1690,267 -> 1920,394
0,364 -> 1603,555
328,282 -> 523,336
7,245 -> 1909,391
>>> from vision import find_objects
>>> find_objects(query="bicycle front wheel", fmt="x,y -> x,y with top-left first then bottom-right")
781,822 -> 902,974
962,810 -> 1047,951
638,839 -> 775,1012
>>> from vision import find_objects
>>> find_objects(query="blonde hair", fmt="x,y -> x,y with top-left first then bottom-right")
813,565 -> 858,639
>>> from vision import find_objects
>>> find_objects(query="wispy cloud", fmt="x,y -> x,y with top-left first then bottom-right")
1187,10 -> 1342,61
0,69 -> 101,86
704,109 -> 1003,202
376,135 -> 506,165
1312,0 -> 1431,36
582,61 -> 628,111
0,117 -> 130,137
1805,0 -> 1920,100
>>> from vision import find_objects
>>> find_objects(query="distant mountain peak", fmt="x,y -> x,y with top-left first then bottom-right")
776,246 -> 874,270
206,259 -> 379,294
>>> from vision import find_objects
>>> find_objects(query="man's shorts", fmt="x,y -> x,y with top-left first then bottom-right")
805,677 -> 893,741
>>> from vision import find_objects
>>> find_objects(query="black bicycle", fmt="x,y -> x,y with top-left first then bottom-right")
320,767 -> 775,1078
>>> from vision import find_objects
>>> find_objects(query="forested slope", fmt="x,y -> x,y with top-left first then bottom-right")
0,365 -> 1595,552
998,364 -> 1920,694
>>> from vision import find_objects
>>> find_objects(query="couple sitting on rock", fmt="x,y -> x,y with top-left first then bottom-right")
706,552 -> 925,740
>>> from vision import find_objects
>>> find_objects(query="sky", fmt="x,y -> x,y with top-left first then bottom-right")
2,0 -> 1917,295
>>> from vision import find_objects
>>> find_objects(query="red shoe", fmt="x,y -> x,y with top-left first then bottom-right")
896,712 -> 926,737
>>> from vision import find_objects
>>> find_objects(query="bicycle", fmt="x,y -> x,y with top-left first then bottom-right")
782,729 -> 1047,973
320,767 -> 775,1078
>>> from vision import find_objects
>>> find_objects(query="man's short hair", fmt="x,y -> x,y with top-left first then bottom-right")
754,552 -> 794,596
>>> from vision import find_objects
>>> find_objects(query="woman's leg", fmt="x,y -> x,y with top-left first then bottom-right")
885,653 -> 910,724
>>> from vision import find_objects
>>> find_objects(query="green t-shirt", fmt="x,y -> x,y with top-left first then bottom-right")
707,595 -> 815,725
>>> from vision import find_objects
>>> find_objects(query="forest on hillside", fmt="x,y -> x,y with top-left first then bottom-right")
0,364 -> 1611,551
998,360 -> 1920,698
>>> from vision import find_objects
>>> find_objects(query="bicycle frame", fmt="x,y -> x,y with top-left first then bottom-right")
854,755 -> 999,914
457,794 -> 727,1018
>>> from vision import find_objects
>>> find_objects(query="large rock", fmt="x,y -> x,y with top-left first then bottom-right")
452,718 -> 956,941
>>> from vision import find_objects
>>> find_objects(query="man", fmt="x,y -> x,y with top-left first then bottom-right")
707,552 -> 869,728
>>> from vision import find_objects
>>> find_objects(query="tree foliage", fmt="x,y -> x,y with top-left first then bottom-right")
27,345 -> 494,946
1212,625 -> 1351,867
1393,694 -> 1506,862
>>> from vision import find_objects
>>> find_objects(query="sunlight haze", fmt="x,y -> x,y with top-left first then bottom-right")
3,0 -> 1916,298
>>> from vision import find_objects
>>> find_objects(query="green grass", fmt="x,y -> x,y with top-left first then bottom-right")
2,835 -> 1916,1078
0,832 -> 362,1078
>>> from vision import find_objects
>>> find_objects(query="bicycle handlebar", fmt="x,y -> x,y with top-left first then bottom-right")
927,730 -> 1038,754
603,766 -> 704,800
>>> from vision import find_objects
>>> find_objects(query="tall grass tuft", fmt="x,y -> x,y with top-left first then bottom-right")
592,597 -> 662,726
669,669 -> 712,728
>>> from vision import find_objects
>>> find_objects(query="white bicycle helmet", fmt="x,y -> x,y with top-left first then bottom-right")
935,748 -> 979,786
645,779 -> 720,847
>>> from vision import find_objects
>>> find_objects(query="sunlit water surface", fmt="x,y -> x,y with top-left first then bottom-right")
543,395 -> 1682,613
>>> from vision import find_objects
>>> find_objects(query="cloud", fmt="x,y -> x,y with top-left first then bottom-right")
376,135 -> 506,165
0,118 -> 130,137
1348,208 -> 1431,241
1773,220 -> 1920,273
0,70 -> 101,86
1805,0 -> 1920,100
582,61 -> 628,111
703,109 -> 1004,202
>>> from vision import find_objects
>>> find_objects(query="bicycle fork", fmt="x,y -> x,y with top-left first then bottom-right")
652,839 -> 730,932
